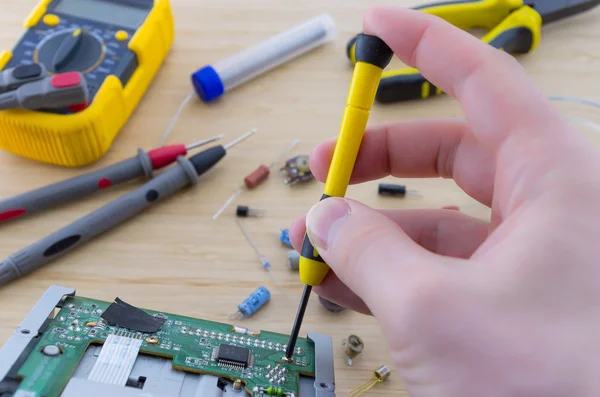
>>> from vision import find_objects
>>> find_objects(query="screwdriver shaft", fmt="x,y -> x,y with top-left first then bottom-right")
284,285 -> 312,360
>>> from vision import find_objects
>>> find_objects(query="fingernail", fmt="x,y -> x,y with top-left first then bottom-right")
306,197 -> 350,251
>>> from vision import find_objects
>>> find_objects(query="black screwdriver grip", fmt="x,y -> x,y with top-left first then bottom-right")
353,34 -> 394,69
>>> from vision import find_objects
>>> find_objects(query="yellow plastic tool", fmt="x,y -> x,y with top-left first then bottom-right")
284,33 -> 394,363
0,0 -> 175,166
298,33 -> 393,287
346,0 -> 600,102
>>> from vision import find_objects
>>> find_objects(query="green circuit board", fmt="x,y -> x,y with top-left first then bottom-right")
13,295 -> 315,397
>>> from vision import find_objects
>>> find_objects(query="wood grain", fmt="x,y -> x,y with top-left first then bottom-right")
1,1 -> 599,395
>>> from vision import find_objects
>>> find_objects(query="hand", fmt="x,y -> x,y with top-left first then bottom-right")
290,6 -> 600,397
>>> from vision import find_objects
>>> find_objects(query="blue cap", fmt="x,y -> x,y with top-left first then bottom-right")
191,65 -> 224,102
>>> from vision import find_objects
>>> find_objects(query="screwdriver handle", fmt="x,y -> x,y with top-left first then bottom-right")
0,158 -> 199,286
299,34 -> 393,286
0,150 -> 154,224
345,5 -> 541,103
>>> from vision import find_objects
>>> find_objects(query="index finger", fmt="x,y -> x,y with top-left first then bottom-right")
363,6 -> 570,148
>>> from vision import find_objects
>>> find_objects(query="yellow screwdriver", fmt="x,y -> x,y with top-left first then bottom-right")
283,33 -> 393,362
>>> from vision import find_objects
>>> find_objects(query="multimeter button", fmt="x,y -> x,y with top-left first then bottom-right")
43,14 -> 60,26
115,30 -> 129,41
12,64 -> 44,80
51,72 -> 81,88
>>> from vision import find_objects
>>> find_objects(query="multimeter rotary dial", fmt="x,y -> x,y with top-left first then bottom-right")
35,28 -> 105,74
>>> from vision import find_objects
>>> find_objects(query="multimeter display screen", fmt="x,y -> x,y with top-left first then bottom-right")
53,0 -> 149,29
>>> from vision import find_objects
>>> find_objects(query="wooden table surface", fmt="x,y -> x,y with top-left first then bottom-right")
1,1 -> 600,396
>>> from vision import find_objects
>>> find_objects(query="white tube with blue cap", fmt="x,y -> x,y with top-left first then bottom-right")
191,14 -> 336,102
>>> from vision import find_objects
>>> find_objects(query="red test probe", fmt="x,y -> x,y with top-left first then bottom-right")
0,135 -> 223,223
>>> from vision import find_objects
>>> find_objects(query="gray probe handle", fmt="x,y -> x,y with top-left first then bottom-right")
0,157 -> 199,286
0,149 -> 153,223
0,91 -> 18,110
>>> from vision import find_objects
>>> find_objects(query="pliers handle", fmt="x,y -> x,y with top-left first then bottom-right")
346,0 -> 542,103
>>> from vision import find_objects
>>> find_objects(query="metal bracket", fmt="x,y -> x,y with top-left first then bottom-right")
0,285 -> 75,381
307,332 -> 335,397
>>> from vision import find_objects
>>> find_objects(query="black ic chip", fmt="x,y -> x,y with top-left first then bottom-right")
216,344 -> 250,367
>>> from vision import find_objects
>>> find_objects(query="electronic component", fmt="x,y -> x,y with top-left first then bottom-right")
0,285 -> 335,397
287,250 -> 300,270
232,326 -> 260,336
236,205 -> 264,218
349,365 -> 390,397
318,297 -> 345,313
233,379 -> 244,391
377,183 -> 420,197
230,286 -> 272,320
0,0 -> 175,166
213,139 -> 299,220
280,155 -> 314,186
342,335 -> 364,366
191,14 -> 335,102
235,219 -> 284,292
245,165 -> 271,189
214,344 -> 251,368
280,229 -> 293,248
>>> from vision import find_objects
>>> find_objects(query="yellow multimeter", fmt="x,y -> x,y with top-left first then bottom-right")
0,0 -> 174,167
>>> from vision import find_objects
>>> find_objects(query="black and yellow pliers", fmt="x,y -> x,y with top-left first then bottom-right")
346,0 -> 600,103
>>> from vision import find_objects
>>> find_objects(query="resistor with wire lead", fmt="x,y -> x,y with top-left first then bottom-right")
230,286 -> 271,320
244,165 -> 271,189
212,139 -> 299,220
234,218 -> 286,294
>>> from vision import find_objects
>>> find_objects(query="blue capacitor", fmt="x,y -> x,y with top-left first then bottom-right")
280,229 -> 293,248
238,286 -> 271,317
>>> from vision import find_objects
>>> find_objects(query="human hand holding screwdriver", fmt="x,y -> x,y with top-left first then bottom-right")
290,6 -> 600,397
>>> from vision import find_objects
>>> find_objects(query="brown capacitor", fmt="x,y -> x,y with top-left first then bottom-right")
244,164 -> 270,188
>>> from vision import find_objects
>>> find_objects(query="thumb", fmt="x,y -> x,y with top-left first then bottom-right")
305,197 -> 446,311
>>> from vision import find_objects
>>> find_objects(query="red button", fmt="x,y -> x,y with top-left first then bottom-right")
50,72 -> 81,88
